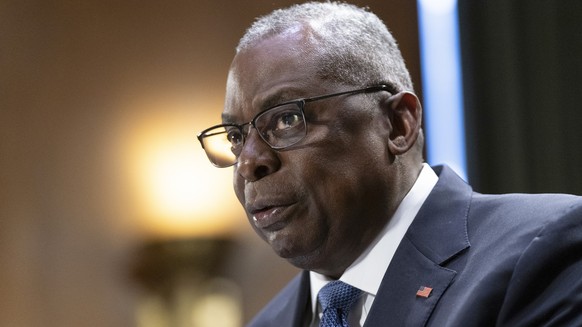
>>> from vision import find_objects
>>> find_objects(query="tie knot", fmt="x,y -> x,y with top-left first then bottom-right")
318,280 -> 362,312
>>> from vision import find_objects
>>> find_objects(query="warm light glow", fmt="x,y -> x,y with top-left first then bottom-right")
191,290 -> 242,327
116,92 -> 246,238
147,143 -> 215,219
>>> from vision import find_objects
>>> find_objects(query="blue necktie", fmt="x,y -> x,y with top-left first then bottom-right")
318,280 -> 362,327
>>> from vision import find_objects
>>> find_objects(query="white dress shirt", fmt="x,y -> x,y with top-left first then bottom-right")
308,163 -> 438,327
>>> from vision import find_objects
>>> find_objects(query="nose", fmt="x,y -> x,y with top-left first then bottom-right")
236,128 -> 281,182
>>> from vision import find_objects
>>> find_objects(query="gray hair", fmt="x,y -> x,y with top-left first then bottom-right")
236,1 -> 414,92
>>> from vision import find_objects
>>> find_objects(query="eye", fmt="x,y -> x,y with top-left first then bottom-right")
254,103 -> 305,146
274,111 -> 302,131
226,128 -> 243,147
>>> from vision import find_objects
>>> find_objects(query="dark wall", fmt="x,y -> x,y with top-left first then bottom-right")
459,0 -> 582,194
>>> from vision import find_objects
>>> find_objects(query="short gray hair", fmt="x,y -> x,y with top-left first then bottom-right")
236,1 -> 414,92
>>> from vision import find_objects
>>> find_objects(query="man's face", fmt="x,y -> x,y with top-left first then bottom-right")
223,29 -> 399,277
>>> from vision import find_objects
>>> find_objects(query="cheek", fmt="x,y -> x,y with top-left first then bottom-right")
296,155 -> 350,219
232,169 -> 245,205
302,141 -> 388,215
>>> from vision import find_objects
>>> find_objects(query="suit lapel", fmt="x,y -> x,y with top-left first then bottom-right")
365,166 -> 472,327
364,237 -> 457,326
260,270 -> 311,327
290,271 -> 311,327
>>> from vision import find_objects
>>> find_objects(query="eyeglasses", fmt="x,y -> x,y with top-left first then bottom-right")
197,84 -> 395,168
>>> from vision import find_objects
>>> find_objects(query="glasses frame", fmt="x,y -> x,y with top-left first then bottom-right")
197,84 -> 397,167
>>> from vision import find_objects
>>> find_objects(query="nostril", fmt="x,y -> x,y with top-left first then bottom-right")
254,165 -> 270,179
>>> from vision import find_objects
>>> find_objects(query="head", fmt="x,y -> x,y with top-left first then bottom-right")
203,2 -> 424,278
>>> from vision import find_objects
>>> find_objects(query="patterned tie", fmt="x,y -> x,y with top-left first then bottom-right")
318,280 -> 362,327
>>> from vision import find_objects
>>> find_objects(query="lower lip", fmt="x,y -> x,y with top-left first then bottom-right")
252,206 -> 290,229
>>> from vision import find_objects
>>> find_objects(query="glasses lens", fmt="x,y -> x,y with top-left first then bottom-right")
200,126 -> 241,167
255,102 -> 306,148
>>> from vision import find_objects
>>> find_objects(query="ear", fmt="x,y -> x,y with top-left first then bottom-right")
386,92 -> 422,155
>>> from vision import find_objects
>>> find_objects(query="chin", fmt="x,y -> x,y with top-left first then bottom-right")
269,240 -> 297,259
285,255 -> 313,270
282,247 -> 327,271
263,229 -> 329,270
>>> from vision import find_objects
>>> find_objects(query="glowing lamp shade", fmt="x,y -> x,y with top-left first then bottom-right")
118,94 -> 245,239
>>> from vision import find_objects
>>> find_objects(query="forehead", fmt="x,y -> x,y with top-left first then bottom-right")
223,28 -> 328,122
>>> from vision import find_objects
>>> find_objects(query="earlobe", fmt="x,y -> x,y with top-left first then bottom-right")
386,92 -> 422,155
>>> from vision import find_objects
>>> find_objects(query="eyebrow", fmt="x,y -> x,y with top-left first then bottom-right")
261,89 -> 304,109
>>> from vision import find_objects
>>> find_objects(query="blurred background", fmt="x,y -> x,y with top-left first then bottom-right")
1,1 -> 581,326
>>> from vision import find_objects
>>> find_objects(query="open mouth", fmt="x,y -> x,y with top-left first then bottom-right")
250,204 -> 292,230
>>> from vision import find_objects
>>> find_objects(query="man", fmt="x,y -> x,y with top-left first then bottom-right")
197,2 -> 582,326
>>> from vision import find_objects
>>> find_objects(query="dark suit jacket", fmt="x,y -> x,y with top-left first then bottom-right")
247,165 -> 582,326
